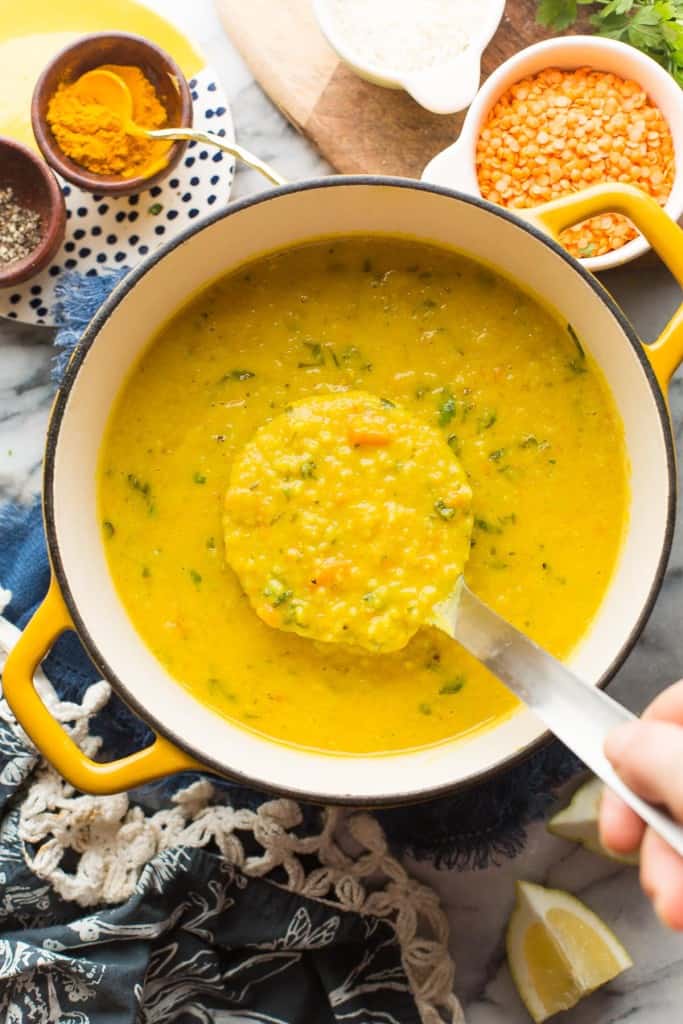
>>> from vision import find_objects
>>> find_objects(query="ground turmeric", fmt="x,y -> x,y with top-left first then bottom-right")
46,64 -> 170,179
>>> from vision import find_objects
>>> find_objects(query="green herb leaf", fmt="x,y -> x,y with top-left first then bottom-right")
264,578 -> 292,607
520,434 -> 551,451
148,202 -> 163,215
340,344 -> 372,371
537,0 -> 683,89
438,393 -> 457,426
300,458 -> 317,479
418,702 -> 433,715
440,676 -> 466,695
222,369 -> 255,382
207,677 -> 238,701
447,433 -> 461,456
477,409 -> 497,432
434,499 -> 457,520
568,358 -> 588,375
189,569 -> 202,585
127,473 -> 150,497
536,0 -> 577,29
425,649 -> 441,670
298,341 -> 325,368
102,520 -> 115,538
475,516 -> 502,534
193,471 -> 207,484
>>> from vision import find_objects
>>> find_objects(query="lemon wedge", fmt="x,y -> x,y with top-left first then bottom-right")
506,881 -> 632,1022
548,777 -> 640,865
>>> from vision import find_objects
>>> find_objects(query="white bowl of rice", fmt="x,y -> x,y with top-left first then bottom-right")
312,0 -> 506,115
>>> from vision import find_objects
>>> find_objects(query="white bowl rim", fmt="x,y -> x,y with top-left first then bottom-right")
311,0 -> 506,112
422,34 -> 683,272
42,176 -> 677,805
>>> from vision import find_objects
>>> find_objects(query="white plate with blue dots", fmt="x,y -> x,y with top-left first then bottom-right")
0,67 -> 234,327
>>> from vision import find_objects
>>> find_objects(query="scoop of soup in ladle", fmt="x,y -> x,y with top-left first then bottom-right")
223,391 -> 473,652
224,391 -> 683,859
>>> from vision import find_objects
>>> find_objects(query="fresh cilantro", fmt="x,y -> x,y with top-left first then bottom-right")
221,369 -> 255,382
537,0 -> 577,29
537,0 -> 683,87
440,677 -> 466,695
434,499 -> 457,520
437,393 -> 457,426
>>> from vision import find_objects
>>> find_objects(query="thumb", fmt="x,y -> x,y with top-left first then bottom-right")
605,720 -> 683,822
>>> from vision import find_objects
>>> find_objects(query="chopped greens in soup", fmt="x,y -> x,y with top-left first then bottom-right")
98,237 -> 628,753
223,391 -> 474,652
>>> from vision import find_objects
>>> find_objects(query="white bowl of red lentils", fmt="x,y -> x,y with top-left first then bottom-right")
423,35 -> 683,272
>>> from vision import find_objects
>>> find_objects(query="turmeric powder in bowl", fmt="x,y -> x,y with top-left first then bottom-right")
46,64 -> 171,179
476,67 -> 675,259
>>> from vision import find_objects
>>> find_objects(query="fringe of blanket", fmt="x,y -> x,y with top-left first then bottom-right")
0,602 -> 464,1024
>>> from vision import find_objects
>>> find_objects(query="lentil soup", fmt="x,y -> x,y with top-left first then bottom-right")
223,391 -> 474,652
98,236 -> 628,754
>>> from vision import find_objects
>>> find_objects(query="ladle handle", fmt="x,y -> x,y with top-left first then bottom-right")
444,582 -> 683,858
147,128 -> 287,186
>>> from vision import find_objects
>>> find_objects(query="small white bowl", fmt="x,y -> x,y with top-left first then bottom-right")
422,35 -> 683,272
312,0 -> 506,115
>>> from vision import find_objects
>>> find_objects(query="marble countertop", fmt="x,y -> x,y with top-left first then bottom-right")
1,2 -> 682,1020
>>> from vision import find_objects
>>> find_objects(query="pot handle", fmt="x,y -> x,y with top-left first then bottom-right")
518,183 -> 683,389
2,576 -> 203,794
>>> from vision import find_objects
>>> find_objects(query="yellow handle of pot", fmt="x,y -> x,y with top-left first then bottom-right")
520,183 -> 683,390
2,576 -> 203,794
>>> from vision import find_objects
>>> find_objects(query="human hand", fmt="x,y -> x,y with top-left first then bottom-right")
601,680 -> 683,930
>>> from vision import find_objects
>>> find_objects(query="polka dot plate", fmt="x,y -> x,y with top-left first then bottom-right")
1,67 -> 234,327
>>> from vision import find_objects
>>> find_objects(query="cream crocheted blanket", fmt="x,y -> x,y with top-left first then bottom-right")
0,600 -> 464,1023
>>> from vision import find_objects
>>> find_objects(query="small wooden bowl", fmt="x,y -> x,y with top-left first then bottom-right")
31,32 -> 193,197
0,137 -> 66,289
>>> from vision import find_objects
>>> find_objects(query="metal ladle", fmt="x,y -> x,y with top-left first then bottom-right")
430,578 -> 683,857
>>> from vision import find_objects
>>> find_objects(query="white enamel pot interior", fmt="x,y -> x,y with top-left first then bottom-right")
45,179 -> 675,804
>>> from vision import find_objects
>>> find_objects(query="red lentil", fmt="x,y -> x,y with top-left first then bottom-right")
476,67 -> 675,259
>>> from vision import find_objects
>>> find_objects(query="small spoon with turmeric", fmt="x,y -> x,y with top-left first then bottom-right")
73,68 -> 286,185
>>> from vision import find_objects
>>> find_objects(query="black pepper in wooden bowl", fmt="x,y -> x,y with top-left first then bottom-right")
0,187 -> 43,266
0,136 -> 66,290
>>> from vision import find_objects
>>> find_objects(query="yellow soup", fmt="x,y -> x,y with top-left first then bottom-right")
99,237 -> 628,754
224,391 -> 473,652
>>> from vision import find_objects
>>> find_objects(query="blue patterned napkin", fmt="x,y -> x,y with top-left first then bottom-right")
0,505 -> 455,1022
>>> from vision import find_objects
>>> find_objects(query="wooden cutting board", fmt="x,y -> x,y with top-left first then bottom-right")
215,0 -> 569,177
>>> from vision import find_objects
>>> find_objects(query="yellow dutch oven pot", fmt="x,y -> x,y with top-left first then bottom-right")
4,179 -> 683,803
